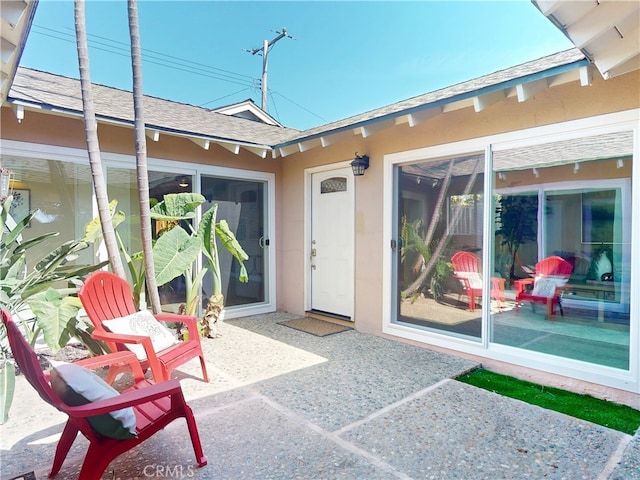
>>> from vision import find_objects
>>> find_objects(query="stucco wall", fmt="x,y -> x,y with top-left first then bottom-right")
278,69 -> 640,334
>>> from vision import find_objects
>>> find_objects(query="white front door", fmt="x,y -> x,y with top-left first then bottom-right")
310,167 -> 354,319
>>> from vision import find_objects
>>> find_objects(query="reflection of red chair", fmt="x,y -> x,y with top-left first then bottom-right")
79,271 -> 209,383
514,256 -> 573,320
451,251 -> 505,312
2,309 -> 207,480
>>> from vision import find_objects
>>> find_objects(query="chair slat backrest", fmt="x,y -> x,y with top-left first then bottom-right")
536,256 -> 573,278
2,310 -> 63,411
451,251 -> 481,274
79,271 -> 137,322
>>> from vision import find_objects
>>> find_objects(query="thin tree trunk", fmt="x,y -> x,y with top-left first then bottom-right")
402,157 -> 482,297
127,0 -> 161,314
74,0 -> 125,278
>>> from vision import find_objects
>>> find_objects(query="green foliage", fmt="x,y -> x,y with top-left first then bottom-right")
153,225 -> 202,286
1,195 -> 107,424
495,195 -> 538,282
458,368 -> 640,434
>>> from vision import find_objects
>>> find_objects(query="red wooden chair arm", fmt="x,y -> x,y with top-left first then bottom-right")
73,351 -> 146,381
514,278 -> 533,295
155,313 -> 200,341
64,380 -> 184,419
90,330 -> 161,365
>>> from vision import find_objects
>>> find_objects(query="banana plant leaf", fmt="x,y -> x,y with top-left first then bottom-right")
0,360 -> 15,425
28,289 -> 83,352
153,226 -> 202,286
150,193 -> 205,221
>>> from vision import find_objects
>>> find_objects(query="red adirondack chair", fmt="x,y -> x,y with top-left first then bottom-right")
1,309 -> 207,480
514,255 -> 573,320
78,271 -> 209,384
451,251 -> 505,312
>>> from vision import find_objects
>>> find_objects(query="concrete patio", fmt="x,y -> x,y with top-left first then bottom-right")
1,312 -> 638,479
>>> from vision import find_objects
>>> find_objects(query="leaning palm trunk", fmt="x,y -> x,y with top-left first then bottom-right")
74,0 -> 125,278
401,157 -> 481,298
127,0 -> 161,314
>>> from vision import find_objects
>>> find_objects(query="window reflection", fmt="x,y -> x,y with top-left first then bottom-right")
491,132 -> 632,370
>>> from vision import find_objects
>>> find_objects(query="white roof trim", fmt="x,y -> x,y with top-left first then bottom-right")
533,0 -> 640,79
211,99 -> 283,127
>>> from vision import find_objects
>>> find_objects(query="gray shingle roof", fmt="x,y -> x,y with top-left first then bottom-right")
8,48 -> 587,150
9,68 -> 297,146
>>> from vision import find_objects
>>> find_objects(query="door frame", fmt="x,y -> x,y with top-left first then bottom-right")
304,161 -> 355,318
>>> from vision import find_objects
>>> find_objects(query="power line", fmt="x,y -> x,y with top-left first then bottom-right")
31,25 -> 256,87
30,24 -> 325,124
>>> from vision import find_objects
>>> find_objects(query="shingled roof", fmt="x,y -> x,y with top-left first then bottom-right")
9,67 -> 297,148
7,48 -> 590,157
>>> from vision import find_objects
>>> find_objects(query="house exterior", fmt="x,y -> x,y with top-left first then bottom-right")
1,3 -> 639,400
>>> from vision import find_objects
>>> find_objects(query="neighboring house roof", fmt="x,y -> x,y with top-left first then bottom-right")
8,49 -> 592,158
210,99 -> 283,127
533,0 -> 640,80
1,0 -> 38,103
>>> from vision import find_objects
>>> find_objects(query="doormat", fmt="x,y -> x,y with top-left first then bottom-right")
7,473 -> 35,480
278,317 -> 352,337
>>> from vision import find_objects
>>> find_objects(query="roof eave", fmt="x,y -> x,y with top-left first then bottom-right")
274,57 -> 590,151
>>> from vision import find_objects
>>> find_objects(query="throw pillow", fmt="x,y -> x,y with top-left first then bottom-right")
103,310 -> 179,360
531,277 -> 558,298
50,363 -> 136,439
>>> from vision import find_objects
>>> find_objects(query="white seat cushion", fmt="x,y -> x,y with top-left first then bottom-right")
103,310 -> 179,360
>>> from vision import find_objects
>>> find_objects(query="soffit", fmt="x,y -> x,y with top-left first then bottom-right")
533,0 -> 640,79
1,0 -> 37,103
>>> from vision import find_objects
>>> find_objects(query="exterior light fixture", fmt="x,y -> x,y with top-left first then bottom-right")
0,164 -> 11,203
532,168 -> 539,178
573,162 -> 580,174
350,153 -> 369,176
617,159 -> 624,169
177,176 -> 190,188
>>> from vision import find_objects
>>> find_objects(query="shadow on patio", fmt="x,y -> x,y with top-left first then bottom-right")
1,312 -> 637,479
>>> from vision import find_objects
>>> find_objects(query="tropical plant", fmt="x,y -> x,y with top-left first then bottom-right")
85,194 -> 249,336
149,193 -> 249,336
0,196 -> 107,423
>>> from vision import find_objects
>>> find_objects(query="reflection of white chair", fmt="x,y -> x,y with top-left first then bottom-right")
514,256 -> 573,320
451,251 -> 505,312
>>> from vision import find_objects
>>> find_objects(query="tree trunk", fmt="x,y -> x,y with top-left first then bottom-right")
127,0 -> 161,314
401,157 -> 482,297
74,0 -> 125,278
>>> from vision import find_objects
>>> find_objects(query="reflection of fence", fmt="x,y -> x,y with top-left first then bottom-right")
448,194 -> 483,236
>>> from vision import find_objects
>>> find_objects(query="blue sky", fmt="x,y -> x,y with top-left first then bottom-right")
20,1 -> 575,130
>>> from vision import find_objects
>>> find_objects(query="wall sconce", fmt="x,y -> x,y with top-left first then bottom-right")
617,159 -> 624,169
573,162 -> 580,174
350,153 -> 369,176
498,172 -> 506,181
532,168 -> 539,178
0,164 -> 11,203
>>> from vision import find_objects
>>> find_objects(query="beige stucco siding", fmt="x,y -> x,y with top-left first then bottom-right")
277,70 -> 639,334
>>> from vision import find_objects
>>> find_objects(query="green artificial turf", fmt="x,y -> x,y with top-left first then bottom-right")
457,368 -> 640,435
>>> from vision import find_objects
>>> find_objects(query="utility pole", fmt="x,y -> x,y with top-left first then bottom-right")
247,27 -> 292,111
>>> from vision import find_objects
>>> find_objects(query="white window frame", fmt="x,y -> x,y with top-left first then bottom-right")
382,109 -> 640,393
1,140 -> 277,319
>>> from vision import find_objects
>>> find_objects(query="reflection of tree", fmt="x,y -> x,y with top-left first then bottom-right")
401,157 -> 482,298
495,195 -> 538,283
